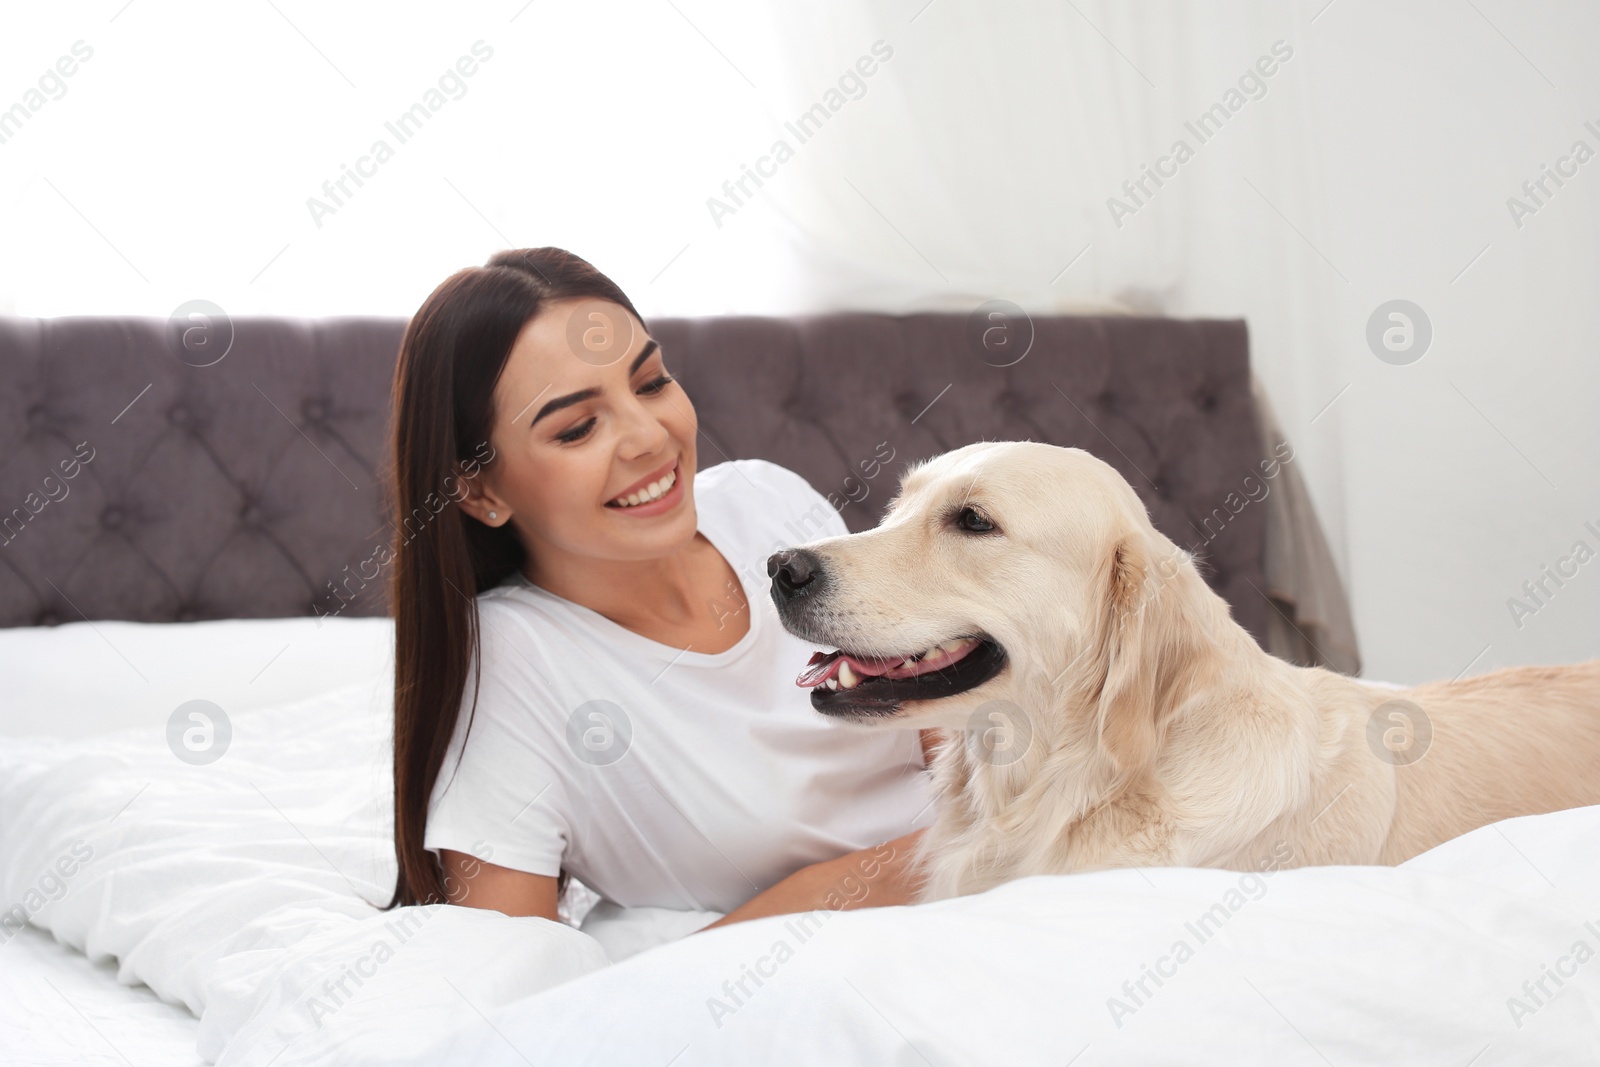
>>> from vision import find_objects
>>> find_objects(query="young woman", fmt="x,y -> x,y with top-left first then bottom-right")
383,247 -> 936,930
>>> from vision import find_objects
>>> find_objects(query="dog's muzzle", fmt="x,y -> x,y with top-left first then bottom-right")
767,547 -> 1009,717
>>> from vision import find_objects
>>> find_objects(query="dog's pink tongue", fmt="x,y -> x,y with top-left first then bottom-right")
795,650 -> 901,688
795,651 -> 840,688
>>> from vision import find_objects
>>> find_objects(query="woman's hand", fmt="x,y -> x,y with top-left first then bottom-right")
695,828 -> 927,933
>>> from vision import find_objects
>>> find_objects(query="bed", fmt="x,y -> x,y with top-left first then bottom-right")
9,312 -> 1591,1064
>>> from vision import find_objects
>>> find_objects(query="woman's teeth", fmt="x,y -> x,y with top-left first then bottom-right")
608,466 -> 676,508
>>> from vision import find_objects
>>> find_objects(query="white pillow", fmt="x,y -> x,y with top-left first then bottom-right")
0,615 -> 394,738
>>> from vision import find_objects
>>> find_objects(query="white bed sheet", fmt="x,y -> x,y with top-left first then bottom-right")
1,922 -> 205,1066
0,615 -> 707,1064
432,805 -> 1600,1066
3,616 -> 1591,1067
0,615 -> 393,1064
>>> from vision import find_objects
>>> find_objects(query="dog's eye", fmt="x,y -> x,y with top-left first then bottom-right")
955,506 -> 996,533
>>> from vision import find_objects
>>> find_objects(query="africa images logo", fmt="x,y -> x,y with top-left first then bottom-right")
1106,40 -> 1294,228
705,40 -> 894,228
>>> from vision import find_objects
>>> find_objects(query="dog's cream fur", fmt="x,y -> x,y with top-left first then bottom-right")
784,442 -> 1600,903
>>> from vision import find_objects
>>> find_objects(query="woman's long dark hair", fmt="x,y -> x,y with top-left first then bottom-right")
383,247 -> 644,910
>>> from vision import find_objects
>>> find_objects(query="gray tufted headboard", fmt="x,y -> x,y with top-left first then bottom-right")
0,312 -> 1276,650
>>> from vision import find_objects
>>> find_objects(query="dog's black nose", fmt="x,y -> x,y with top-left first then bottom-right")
768,549 -> 822,601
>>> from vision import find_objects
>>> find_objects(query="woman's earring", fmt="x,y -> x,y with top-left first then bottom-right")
488,511 -> 498,521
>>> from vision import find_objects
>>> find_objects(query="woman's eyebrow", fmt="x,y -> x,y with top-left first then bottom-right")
529,339 -> 661,427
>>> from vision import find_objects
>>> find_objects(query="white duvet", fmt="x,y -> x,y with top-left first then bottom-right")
3,664 -> 1598,1065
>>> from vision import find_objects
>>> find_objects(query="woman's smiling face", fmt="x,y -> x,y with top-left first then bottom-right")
462,296 -> 700,568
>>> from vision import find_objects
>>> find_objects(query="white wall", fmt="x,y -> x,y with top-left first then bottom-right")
1291,1 -> 1600,683
2,0 -> 1595,683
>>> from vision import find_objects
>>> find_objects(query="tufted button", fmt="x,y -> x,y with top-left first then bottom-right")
1151,477 -> 1171,501
176,606 -> 199,622
27,403 -> 50,428
100,505 -> 125,531
1196,390 -> 1218,412
997,390 -> 1024,412
240,501 -> 264,527
36,610 -> 60,626
168,404 -> 190,427
1097,390 -> 1116,412
1210,567 -> 1229,586
302,398 -> 328,424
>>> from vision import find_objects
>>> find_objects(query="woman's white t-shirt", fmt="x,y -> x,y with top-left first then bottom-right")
423,458 -> 936,913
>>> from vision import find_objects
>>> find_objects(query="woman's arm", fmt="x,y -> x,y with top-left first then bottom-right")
440,848 -> 561,921
700,733 -> 943,931
695,828 -> 927,933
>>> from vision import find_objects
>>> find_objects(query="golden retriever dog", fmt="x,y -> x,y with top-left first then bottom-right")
767,441 -> 1600,903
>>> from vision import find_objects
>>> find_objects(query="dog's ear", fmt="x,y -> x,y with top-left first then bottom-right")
1090,531 -> 1216,787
